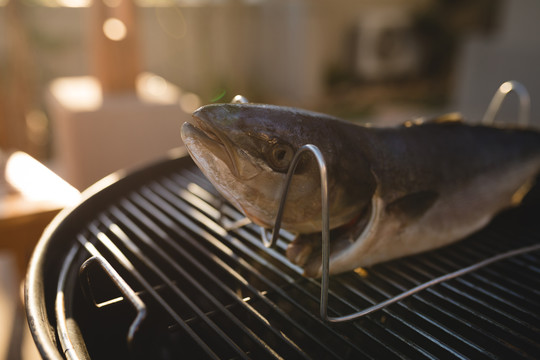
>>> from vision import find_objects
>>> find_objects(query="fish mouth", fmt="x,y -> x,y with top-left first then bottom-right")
182,115 -> 240,178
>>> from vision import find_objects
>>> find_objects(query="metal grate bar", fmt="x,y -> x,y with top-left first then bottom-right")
77,231 -> 221,359
472,242 -> 540,280
349,253 -> 538,360
162,173 -> 301,272
157,171 -> 433,359
166,169 -> 540,360
165,170 -> 532,360
86,222 -> 246,359
452,249 -> 540,311
122,183 -> 359,358
418,255 -> 540,341
154,172 -> 454,360
107,202 -> 310,359
98,211 -> 288,360
430,250 -> 540,325
229,228 -> 422,359
70,162 -> 540,359
227,226 -> 421,359
469,265 -> 540,303
379,263 -> 502,357
333,272 -> 473,359
150,184 -> 394,358
231,221 -> 450,359
398,259 -> 540,358
365,268 -> 497,358
157,171 -> 456,359
386,255 -> 539,358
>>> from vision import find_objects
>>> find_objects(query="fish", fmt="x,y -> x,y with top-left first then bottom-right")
180,103 -> 540,277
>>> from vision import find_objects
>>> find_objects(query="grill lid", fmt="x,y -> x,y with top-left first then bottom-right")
26,153 -> 540,359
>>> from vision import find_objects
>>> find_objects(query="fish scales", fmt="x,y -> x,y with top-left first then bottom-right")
181,103 -> 540,277
364,123 -> 540,201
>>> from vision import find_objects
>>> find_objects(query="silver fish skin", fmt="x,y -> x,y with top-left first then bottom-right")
181,103 -> 540,277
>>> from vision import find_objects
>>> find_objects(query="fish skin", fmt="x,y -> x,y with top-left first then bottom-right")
181,103 -> 540,277
182,104 -> 377,233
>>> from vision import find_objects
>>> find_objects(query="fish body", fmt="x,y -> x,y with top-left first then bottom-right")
181,103 -> 540,277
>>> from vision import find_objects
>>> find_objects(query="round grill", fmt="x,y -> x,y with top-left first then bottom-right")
26,152 -> 540,359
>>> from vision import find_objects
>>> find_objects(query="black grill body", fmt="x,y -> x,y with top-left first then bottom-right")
26,152 -> 540,359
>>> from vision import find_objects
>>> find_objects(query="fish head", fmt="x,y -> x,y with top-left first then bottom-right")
181,103 -> 374,233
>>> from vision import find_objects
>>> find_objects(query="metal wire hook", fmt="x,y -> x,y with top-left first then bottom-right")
223,92 -> 539,322
260,144 -> 329,250
482,80 -> 530,126
326,242 -> 540,322
260,143 -> 540,323
256,144 -> 335,321
231,95 -> 249,104
79,243 -> 147,348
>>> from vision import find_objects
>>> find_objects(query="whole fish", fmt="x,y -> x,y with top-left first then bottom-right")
181,103 -> 540,277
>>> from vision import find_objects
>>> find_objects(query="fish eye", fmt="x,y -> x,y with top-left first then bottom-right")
267,143 -> 294,172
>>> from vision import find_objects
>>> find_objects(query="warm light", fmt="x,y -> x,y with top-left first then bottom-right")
26,110 -> 49,147
103,0 -> 122,7
179,93 -> 201,113
5,152 -> 80,206
103,18 -> 127,41
143,74 -> 167,95
49,77 -> 103,111
56,0 -> 91,7
136,72 -> 181,104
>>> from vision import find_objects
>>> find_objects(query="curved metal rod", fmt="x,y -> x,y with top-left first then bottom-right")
79,253 -> 147,348
231,95 -> 249,104
482,80 -> 530,126
260,145 -> 329,250
56,245 -> 89,360
328,242 -> 540,322
258,144 -> 333,321
260,143 -> 540,323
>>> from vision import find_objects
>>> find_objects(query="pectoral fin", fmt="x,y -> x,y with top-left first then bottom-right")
385,191 -> 439,222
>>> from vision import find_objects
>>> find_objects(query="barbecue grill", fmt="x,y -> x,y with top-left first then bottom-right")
25,149 -> 540,359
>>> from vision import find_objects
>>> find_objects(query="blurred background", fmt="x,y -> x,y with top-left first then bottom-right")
1,0 -> 539,188
0,0 -> 539,358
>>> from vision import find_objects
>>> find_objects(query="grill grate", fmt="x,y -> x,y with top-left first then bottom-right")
56,160 -> 540,359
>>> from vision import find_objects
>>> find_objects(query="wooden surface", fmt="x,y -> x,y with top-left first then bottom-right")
0,152 -> 80,280
0,195 -> 61,279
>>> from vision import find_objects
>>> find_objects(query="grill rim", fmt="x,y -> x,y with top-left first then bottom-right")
25,149 -> 192,360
